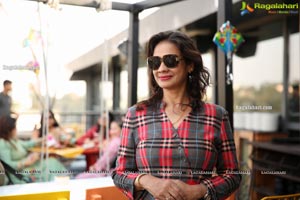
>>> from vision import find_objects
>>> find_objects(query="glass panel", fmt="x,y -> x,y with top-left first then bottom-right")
233,35 -> 283,131
233,36 -> 283,113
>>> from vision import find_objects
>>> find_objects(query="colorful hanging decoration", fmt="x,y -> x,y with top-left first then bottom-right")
23,28 -> 42,75
213,21 -> 244,84
26,60 -> 40,74
23,28 -> 42,47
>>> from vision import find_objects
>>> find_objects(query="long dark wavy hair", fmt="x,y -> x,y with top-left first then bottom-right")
0,116 -> 19,150
137,31 -> 210,110
0,116 -> 16,141
96,111 -> 114,133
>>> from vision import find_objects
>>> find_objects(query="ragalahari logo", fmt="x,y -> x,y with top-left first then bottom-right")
240,1 -> 254,16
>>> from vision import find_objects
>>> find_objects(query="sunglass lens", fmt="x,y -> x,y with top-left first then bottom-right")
147,54 -> 180,70
148,56 -> 161,70
163,55 -> 178,68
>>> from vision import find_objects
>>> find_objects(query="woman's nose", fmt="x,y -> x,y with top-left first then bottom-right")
157,62 -> 168,72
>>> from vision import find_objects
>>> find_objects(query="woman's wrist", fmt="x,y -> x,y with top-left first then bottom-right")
134,173 -> 148,191
199,184 -> 210,199
188,183 -> 208,199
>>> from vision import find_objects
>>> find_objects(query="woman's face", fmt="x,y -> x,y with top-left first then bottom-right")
98,114 -> 107,126
48,114 -> 55,127
152,40 -> 193,91
109,122 -> 121,137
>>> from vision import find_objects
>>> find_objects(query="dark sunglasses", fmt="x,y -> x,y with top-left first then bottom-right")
147,54 -> 183,70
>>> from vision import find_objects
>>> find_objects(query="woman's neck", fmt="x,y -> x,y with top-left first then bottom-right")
162,89 -> 189,107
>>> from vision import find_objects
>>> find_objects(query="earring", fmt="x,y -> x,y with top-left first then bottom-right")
188,73 -> 192,82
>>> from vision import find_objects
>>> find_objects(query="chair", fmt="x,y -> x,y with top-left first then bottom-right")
0,161 -> 5,186
261,193 -> 300,200
0,158 -> 32,184
86,186 -> 127,200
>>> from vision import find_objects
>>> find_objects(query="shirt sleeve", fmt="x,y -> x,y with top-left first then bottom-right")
95,138 -> 120,171
201,108 -> 241,200
19,139 -> 37,150
111,108 -> 140,200
0,140 -> 23,170
76,125 -> 97,145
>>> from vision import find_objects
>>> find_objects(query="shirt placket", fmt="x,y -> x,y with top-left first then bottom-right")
172,128 -> 194,180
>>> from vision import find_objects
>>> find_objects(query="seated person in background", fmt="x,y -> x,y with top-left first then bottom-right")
33,110 -> 75,148
0,116 -> 67,185
76,112 -> 114,147
76,121 -> 122,179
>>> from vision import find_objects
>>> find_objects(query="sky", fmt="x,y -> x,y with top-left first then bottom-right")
0,0 -> 149,131
0,0 -> 147,65
0,0 -> 154,102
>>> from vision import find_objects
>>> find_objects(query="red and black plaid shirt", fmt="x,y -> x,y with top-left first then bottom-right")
112,102 -> 241,200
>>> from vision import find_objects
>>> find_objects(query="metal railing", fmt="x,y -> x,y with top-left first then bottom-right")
17,110 -> 125,139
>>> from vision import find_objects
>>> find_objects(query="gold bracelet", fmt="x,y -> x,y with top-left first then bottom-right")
135,173 -> 147,190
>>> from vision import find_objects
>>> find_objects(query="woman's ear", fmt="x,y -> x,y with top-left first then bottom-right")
188,64 -> 194,73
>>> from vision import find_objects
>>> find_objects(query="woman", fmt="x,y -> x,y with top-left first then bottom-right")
76,112 -> 114,146
112,31 -> 241,200
0,116 -> 67,184
33,110 -> 75,148
76,121 -> 122,179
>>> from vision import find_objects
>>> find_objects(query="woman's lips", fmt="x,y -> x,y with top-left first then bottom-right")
159,75 -> 172,81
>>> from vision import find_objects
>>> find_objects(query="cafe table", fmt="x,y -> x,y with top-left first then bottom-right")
29,146 -> 100,170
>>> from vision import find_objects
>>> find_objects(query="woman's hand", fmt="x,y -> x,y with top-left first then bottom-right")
24,153 -> 40,167
139,175 -> 185,200
84,138 -> 91,144
31,129 -> 40,139
89,164 -> 97,171
63,134 -> 72,145
172,180 -> 207,200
